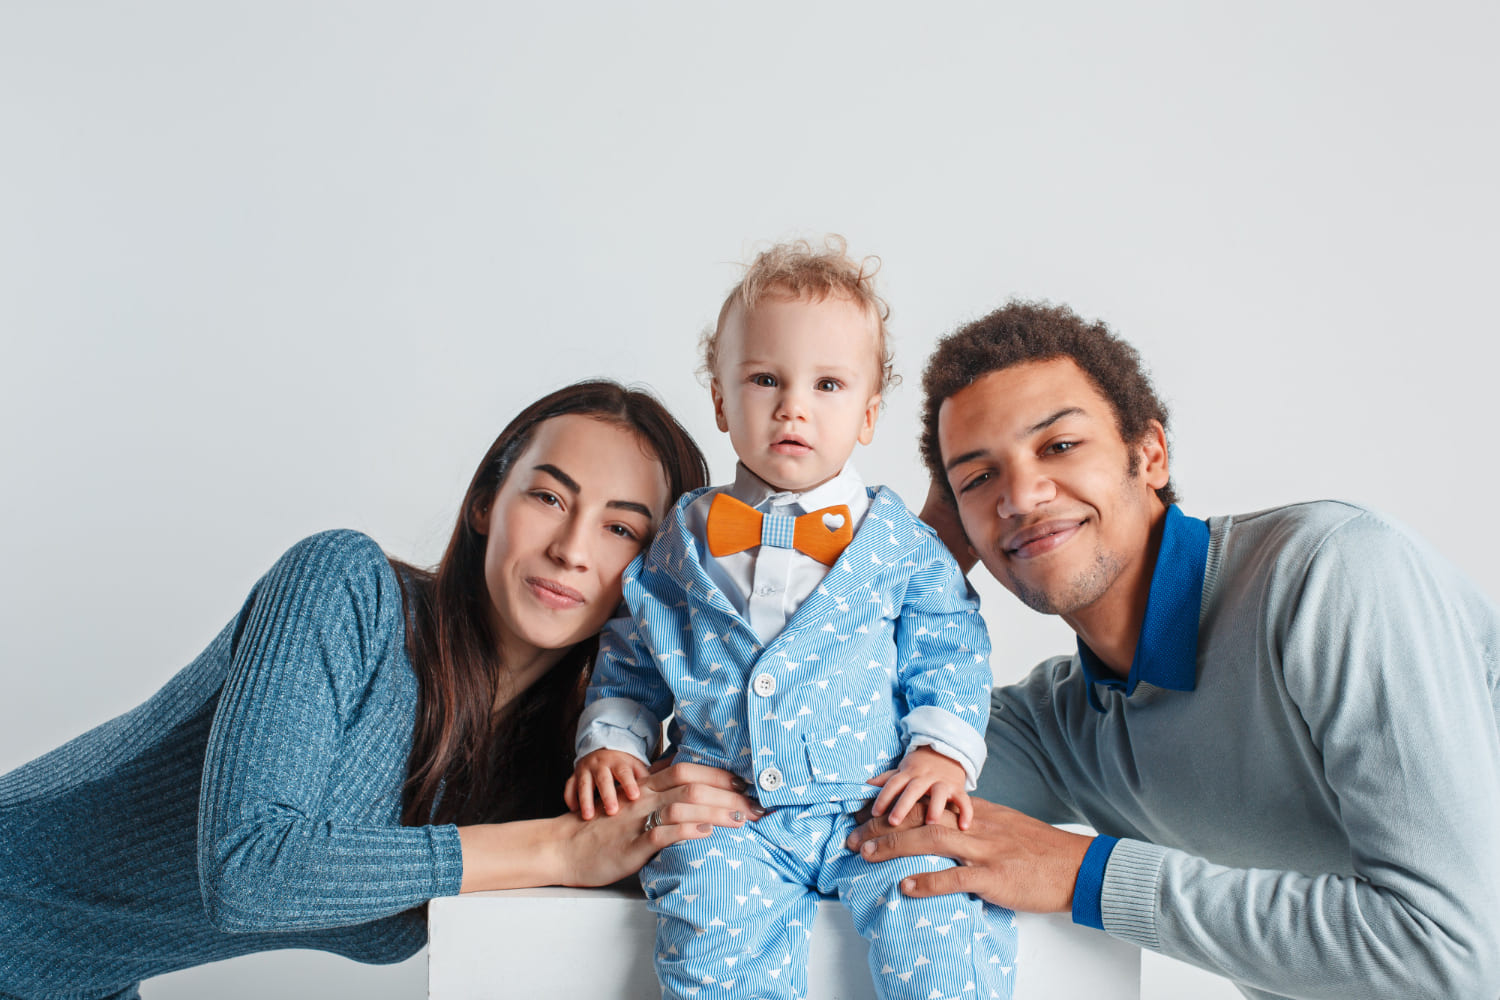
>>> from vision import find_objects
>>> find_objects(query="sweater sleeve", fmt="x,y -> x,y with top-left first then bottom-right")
197,531 -> 464,933
1100,513 -> 1500,998
892,537 -> 993,788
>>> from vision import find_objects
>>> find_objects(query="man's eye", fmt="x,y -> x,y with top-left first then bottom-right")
751,374 -> 777,388
1046,441 -> 1078,455
958,472 -> 991,494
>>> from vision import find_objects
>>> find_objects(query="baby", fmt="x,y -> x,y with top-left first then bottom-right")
570,238 -> 1015,1000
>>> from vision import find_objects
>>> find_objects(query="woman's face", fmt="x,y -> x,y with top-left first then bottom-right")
474,413 -> 672,669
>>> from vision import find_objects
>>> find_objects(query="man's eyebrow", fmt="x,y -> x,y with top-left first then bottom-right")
536,463 -> 655,521
945,449 -> 987,473
1025,407 -> 1084,436
943,407 -> 1088,472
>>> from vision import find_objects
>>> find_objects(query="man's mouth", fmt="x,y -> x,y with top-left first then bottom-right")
1003,519 -> 1086,559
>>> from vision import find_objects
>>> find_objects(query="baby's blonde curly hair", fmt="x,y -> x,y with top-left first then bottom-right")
700,235 -> 897,394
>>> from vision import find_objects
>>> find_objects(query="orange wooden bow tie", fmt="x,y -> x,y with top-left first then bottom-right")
705,494 -> 854,566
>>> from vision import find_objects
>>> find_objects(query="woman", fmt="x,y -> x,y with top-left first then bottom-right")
0,381 -> 757,1000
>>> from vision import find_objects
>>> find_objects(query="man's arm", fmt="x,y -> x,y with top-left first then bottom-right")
856,514 -> 1500,998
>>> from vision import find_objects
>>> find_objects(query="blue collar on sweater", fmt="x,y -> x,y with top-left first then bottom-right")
1076,504 -> 1209,713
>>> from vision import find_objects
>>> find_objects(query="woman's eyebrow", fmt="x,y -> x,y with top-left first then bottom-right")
608,500 -> 655,519
533,464 -> 580,494
536,463 -> 653,520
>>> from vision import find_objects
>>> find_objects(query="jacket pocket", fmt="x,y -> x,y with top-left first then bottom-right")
802,729 -> 900,784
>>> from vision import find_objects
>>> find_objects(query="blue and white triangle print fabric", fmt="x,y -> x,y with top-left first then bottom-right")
642,809 -> 1017,999
581,486 -> 994,802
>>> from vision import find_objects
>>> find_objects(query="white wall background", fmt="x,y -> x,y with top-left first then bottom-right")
2,2 -> 1496,997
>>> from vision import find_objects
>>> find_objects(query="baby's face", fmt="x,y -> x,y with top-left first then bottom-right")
710,293 -> 882,493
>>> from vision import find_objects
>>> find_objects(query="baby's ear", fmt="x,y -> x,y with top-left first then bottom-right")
710,379 -> 730,433
858,393 -> 882,446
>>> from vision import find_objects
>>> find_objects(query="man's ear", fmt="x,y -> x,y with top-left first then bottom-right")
710,379 -> 729,433
857,393 -> 882,446
1137,419 -> 1170,492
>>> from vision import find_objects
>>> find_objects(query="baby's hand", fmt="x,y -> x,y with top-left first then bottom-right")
566,749 -> 650,820
869,746 -> 973,829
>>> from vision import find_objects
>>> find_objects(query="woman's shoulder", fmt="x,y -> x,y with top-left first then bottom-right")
268,529 -> 397,585
251,529 -> 408,635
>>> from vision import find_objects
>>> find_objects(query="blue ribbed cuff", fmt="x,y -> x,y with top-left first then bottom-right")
1071,834 -> 1119,929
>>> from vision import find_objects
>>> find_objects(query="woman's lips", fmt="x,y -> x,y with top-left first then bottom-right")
527,577 -> 585,609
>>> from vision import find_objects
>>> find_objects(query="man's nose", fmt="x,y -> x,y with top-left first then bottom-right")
996,462 -> 1055,518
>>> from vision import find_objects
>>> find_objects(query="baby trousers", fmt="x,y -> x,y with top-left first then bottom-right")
641,805 -> 1017,1000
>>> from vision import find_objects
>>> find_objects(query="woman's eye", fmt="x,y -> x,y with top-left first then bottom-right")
815,378 -> 841,392
607,523 -> 640,542
531,490 -> 561,507
751,374 -> 777,388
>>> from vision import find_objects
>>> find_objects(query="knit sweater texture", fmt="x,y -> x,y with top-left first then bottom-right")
979,501 -> 1500,999
0,531 -> 464,1000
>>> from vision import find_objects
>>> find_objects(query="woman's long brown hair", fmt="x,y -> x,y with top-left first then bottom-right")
392,380 -> 709,827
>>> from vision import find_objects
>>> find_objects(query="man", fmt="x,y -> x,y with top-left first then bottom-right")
849,301 -> 1500,999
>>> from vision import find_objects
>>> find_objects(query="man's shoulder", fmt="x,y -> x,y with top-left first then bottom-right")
1211,500 -> 1413,576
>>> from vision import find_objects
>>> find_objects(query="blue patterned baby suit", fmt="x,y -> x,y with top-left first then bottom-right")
580,484 -> 1017,1000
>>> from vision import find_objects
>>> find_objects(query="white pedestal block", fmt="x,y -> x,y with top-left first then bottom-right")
429,885 -> 1139,999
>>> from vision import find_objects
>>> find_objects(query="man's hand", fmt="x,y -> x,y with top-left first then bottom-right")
918,480 -> 976,575
847,796 -> 1093,913
870,746 -> 973,828
565,748 -> 650,820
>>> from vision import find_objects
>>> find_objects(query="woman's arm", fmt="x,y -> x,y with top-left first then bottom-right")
197,533 -> 463,932
458,763 -> 758,892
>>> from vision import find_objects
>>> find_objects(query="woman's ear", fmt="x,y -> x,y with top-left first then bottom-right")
470,497 -> 491,536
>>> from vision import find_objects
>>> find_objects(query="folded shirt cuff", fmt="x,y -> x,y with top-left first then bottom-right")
901,705 -> 987,789
575,697 -> 659,765
1071,834 -> 1119,930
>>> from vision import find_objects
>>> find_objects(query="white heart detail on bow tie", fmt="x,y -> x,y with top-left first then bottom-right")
822,512 -> 846,532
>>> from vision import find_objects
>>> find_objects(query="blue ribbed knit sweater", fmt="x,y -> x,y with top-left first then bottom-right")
0,531 -> 465,1000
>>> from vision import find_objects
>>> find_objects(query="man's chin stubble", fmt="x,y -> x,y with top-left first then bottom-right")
1004,548 -> 1123,616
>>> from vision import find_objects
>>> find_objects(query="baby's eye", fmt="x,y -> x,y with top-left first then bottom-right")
815,378 -> 842,392
751,374 -> 778,388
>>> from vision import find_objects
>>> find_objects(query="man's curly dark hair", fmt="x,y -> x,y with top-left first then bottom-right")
919,300 -> 1178,508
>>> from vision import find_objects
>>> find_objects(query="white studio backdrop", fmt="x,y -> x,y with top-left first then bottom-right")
2,3 -> 1496,998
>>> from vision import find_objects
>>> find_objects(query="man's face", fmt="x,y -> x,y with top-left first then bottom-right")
937,357 -> 1168,617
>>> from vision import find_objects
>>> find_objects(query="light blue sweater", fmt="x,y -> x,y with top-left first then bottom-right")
0,531 -> 464,999
980,501 -> 1500,999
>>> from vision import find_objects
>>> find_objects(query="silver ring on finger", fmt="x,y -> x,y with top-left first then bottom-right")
642,809 -> 661,834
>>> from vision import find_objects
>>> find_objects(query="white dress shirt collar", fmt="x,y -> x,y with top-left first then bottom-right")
728,462 -> 867,513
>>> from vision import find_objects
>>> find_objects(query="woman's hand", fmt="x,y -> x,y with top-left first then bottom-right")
555,762 -> 761,886
458,762 -> 760,892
